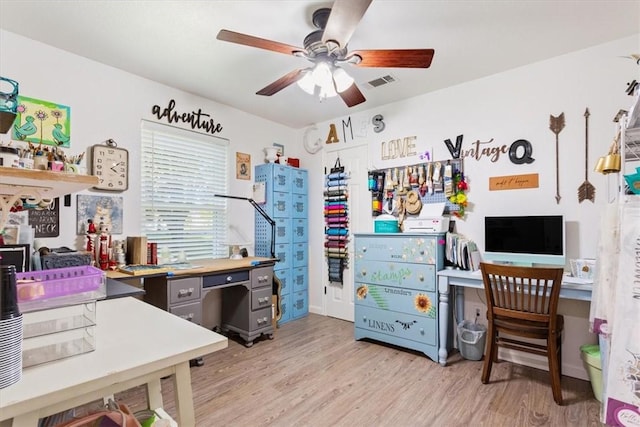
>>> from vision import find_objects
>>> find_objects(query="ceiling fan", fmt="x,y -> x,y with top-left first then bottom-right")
216,0 -> 435,108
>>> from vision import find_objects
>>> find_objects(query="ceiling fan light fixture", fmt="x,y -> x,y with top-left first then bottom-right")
311,62 -> 338,99
319,82 -> 338,99
297,70 -> 316,95
332,67 -> 354,93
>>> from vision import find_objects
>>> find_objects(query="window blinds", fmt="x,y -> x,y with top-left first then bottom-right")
140,121 -> 229,261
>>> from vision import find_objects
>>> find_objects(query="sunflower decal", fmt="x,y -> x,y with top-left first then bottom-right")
414,293 -> 432,313
356,285 -> 368,300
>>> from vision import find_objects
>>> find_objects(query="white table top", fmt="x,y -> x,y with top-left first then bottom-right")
0,297 -> 228,420
438,268 -> 593,301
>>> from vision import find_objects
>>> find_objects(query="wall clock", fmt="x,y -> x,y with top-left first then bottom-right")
91,139 -> 129,191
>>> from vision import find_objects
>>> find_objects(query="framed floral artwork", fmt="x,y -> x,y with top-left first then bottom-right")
12,95 -> 71,147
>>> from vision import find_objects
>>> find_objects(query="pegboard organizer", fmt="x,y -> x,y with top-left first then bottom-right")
369,158 -> 464,217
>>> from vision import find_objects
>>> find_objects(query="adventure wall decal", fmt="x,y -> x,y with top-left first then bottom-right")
151,99 -> 223,135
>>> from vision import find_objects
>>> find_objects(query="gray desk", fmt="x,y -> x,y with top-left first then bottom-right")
108,257 -> 276,347
436,269 -> 593,366
105,277 -> 145,299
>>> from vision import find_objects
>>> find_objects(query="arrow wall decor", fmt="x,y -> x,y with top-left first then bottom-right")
578,108 -> 596,203
549,113 -> 565,204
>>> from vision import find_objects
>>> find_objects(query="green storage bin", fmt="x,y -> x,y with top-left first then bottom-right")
580,344 -> 602,402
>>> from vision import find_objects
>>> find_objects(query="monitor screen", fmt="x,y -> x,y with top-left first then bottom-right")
484,215 -> 565,266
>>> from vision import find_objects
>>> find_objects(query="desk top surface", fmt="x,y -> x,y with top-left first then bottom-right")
106,256 -> 275,280
438,268 -> 593,301
0,297 -> 228,419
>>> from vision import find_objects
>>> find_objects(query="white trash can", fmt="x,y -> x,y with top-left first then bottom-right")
457,320 -> 487,361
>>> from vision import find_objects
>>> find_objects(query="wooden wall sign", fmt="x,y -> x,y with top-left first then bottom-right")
489,173 -> 539,191
380,136 -> 417,160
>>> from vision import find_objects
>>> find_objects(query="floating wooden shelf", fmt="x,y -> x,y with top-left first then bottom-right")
0,168 -> 98,230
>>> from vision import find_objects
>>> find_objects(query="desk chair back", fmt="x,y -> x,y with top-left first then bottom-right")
479,262 -> 565,405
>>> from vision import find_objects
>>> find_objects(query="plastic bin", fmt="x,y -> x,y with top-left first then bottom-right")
16,265 -> 106,313
457,320 -> 487,361
581,344 -> 603,402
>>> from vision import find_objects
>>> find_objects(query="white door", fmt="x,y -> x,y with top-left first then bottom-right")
324,145 -> 371,321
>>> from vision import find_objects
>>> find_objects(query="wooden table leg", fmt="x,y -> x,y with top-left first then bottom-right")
172,361 -> 195,426
146,377 -> 163,411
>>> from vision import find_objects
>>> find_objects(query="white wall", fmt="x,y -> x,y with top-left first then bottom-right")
0,29 -> 299,250
303,34 -> 640,379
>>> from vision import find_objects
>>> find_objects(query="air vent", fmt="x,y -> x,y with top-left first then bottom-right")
367,74 -> 396,88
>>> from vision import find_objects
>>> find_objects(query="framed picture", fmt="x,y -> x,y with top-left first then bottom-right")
0,244 -> 31,272
236,152 -> 251,180
12,96 -> 71,148
76,195 -> 123,235
273,143 -> 284,156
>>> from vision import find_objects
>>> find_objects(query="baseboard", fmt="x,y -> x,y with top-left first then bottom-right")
499,348 -> 589,381
309,304 -> 323,315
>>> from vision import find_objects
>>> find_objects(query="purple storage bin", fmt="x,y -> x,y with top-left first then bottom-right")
16,266 -> 106,311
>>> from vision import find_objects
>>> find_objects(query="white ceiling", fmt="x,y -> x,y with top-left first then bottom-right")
1,0 -> 638,129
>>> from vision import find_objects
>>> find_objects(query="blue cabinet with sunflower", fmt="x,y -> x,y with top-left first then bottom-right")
353,233 -> 449,362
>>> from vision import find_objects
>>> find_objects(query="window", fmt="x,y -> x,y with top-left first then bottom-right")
141,121 -> 229,261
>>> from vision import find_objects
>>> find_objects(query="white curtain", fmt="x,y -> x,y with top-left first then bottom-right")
591,196 -> 640,424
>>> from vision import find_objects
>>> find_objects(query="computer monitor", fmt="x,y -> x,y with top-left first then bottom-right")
483,215 -> 565,267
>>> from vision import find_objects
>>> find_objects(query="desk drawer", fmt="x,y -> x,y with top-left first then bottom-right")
168,277 -> 201,305
170,301 -> 202,325
355,235 -> 439,264
355,305 -> 436,346
251,307 -> 272,330
354,260 -> 436,291
355,284 -> 436,319
203,270 -> 250,288
252,267 -> 273,290
252,287 -> 272,311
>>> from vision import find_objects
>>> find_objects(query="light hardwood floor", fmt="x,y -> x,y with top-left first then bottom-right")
113,313 -> 602,426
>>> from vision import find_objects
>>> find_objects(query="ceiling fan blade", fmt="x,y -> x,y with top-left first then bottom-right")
322,0 -> 373,50
351,49 -> 435,68
339,83 -> 366,108
256,69 -> 306,96
217,29 -> 304,56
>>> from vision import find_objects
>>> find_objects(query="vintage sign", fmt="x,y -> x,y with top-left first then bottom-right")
489,173 -> 539,191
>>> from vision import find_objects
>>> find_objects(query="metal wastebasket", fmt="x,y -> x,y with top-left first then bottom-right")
457,320 -> 487,361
